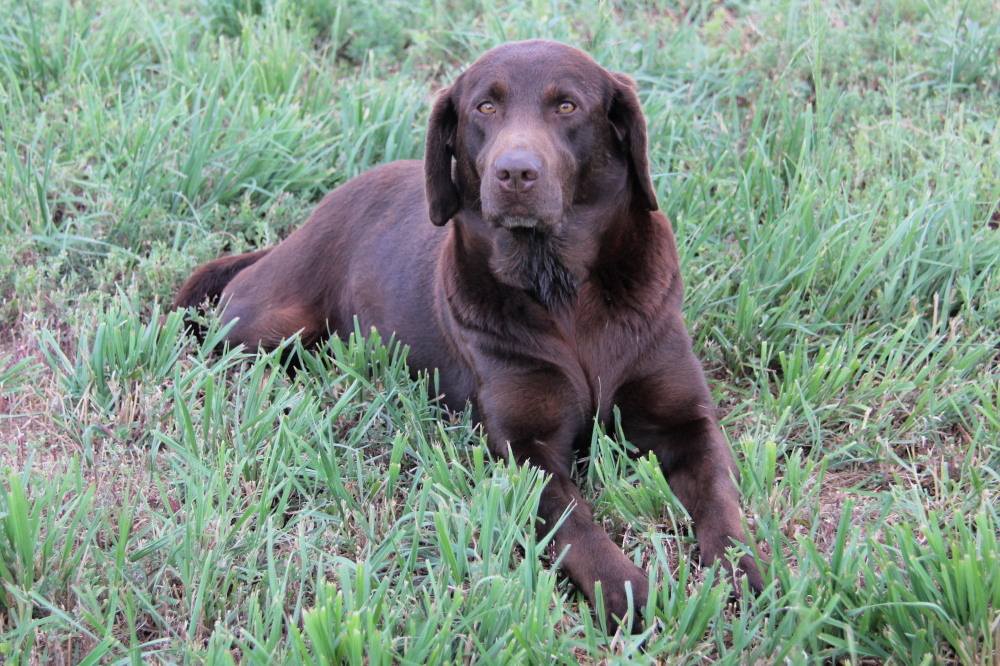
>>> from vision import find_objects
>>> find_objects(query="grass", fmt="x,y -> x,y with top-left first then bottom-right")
0,0 -> 998,662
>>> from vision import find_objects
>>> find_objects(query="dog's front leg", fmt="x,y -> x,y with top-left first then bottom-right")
535,472 -> 649,633
477,373 -> 648,633
617,371 -> 765,595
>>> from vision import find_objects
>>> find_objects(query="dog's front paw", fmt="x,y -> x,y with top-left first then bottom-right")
591,558 -> 649,634
699,531 -> 766,597
734,551 -> 765,595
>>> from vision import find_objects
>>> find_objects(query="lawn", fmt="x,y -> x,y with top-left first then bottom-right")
0,0 -> 998,663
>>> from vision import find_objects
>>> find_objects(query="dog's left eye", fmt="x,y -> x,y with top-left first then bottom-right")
556,101 -> 576,114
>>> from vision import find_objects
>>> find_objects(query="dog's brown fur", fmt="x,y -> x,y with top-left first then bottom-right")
172,40 -> 764,631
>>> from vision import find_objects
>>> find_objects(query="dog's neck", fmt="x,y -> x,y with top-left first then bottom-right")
491,227 -> 580,309
450,200 -> 644,311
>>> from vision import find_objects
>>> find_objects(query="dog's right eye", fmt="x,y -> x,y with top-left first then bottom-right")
477,102 -> 497,114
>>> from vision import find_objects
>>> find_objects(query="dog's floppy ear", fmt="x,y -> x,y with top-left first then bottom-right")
425,86 -> 460,226
609,73 -> 658,212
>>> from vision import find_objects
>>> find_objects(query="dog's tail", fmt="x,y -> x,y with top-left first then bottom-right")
172,248 -> 271,310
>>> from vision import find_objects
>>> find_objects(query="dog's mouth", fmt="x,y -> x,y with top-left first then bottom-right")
486,201 -> 564,231
490,213 -> 554,231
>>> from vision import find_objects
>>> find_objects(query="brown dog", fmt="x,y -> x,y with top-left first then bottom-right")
172,40 -> 764,631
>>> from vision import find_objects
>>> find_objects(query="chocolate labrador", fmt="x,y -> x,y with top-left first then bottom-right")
171,40 -> 764,631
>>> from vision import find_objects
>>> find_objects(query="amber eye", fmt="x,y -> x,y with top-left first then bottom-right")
477,101 -> 496,114
557,101 -> 576,114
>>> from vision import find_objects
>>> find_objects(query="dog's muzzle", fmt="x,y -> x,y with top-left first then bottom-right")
482,147 -> 563,230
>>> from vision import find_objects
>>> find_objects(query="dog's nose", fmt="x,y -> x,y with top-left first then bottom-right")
494,151 -> 541,193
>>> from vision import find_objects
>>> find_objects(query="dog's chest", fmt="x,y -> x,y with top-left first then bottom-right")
551,307 -> 647,416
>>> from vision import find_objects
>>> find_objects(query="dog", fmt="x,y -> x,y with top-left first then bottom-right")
171,39 -> 764,632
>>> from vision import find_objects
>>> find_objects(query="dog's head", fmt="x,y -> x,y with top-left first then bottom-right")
424,40 -> 657,229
